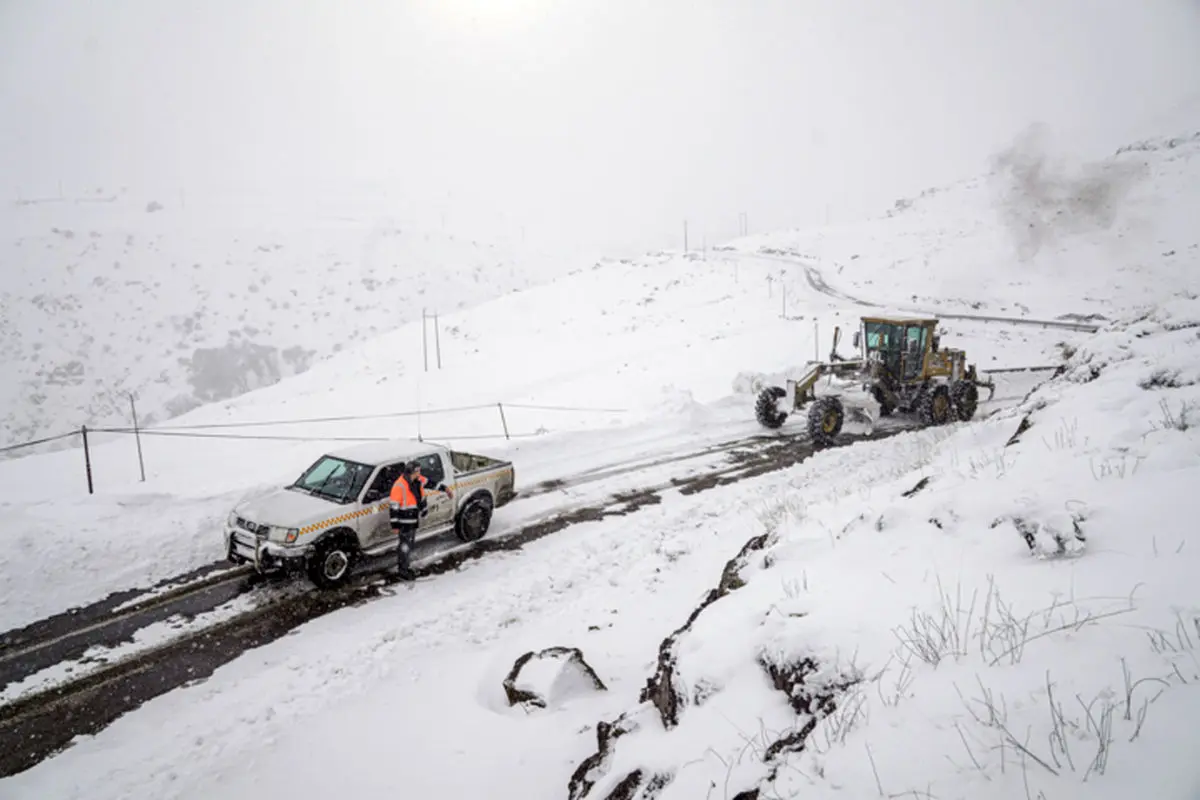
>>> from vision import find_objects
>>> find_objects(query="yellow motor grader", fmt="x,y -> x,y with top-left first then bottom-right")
754,316 -> 996,446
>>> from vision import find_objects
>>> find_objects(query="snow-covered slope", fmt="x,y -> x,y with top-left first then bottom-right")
565,294 -> 1200,800
0,187 -> 583,449
1,125 -> 1198,799
740,126 -> 1200,321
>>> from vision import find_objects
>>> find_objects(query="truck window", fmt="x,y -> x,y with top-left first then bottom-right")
415,453 -> 446,487
293,456 -> 373,504
366,463 -> 405,500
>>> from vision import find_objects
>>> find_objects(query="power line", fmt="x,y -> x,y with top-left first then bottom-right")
1,400 -> 626,455
143,403 -> 499,432
0,429 -> 78,453
503,403 -> 630,414
142,402 -> 628,432
94,428 -> 393,443
93,427 -> 547,444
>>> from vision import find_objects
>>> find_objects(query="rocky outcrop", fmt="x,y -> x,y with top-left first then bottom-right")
567,711 -> 644,800
502,646 -> 607,710
569,532 -> 774,798
757,654 -> 859,764
639,532 -> 771,730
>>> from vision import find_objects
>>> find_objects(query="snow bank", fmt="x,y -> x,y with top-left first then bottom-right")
570,296 -> 1200,799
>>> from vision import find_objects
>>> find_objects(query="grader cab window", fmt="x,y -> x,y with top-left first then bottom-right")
864,322 -> 905,378
864,322 -> 900,352
902,325 -> 929,380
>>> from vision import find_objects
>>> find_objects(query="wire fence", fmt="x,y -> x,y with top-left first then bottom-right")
0,399 -> 633,496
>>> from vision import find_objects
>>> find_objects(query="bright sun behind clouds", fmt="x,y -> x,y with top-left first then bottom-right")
419,0 -> 554,35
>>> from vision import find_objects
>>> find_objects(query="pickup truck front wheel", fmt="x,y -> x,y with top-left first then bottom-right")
455,496 -> 493,543
307,533 -> 357,589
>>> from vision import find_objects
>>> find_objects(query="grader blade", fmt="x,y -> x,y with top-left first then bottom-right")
980,364 -> 1063,400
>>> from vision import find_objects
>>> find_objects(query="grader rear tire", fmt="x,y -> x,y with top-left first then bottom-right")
950,380 -> 979,421
755,386 -> 789,429
919,385 -> 953,426
806,396 -> 845,447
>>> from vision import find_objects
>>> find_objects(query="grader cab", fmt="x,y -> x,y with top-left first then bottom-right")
754,315 -> 995,446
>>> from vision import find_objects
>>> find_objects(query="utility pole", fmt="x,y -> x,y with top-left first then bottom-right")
130,393 -> 146,482
434,310 -> 442,369
683,220 -> 689,253
422,308 -> 429,372
81,425 -> 94,495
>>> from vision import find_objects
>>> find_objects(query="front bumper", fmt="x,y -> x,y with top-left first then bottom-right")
226,526 -> 311,573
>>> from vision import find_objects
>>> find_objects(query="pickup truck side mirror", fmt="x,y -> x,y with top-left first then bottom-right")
363,489 -> 384,504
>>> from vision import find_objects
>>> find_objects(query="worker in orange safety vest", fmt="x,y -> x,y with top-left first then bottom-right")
389,461 -> 454,581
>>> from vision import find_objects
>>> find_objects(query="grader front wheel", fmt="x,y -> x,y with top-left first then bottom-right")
806,396 -> 845,447
755,386 -> 790,429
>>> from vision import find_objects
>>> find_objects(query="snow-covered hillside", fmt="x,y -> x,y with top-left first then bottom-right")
0,187 -> 584,449
742,126 -> 1199,322
1,124 -> 1198,799
565,294 -> 1200,800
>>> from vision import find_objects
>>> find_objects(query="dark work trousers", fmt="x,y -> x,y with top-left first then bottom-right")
395,523 -> 418,574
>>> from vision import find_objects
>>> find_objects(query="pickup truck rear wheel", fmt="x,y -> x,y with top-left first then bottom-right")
307,534 -> 357,589
455,496 -> 493,543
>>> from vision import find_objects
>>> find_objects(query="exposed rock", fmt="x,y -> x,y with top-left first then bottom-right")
640,532 -> 771,729
1004,413 -> 1033,448
596,770 -> 673,800
502,646 -> 607,710
757,654 -> 859,762
568,711 -> 642,800
570,531 -> 778,798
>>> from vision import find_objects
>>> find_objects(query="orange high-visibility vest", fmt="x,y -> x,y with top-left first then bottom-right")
389,476 -> 421,528
390,477 -> 420,507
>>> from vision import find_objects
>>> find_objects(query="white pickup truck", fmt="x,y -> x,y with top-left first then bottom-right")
224,439 -> 516,588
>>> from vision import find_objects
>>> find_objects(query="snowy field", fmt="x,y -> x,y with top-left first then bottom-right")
1,124 -> 1198,799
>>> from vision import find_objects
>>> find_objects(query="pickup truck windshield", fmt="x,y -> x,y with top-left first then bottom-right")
289,456 -> 373,504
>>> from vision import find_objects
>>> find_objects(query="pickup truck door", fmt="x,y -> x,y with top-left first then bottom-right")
414,452 -> 456,534
362,462 -> 405,548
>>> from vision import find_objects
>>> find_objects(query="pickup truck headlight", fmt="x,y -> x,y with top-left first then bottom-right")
227,511 -> 238,528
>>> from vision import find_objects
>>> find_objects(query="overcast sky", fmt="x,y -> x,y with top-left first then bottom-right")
2,0 -> 1199,255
